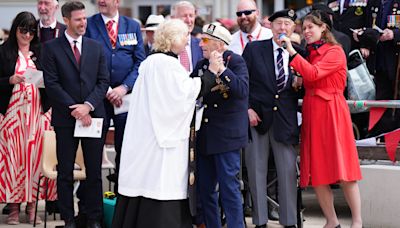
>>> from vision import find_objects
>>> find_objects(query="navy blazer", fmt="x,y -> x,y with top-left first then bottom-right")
194,50 -> 249,155
190,37 -> 203,68
242,39 -> 299,145
42,35 -> 110,127
86,14 -> 145,90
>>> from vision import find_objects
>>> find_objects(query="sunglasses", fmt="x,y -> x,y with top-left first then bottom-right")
201,37 -> 219,44
236,10 -> 256,17
18,27 -> 36,35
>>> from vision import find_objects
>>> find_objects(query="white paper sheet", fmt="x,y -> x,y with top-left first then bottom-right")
24,68 -> 44,88
74,118 -> 103,138
114,93 -> 131,115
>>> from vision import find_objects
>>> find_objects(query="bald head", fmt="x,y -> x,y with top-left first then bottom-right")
236,0 -> 259,33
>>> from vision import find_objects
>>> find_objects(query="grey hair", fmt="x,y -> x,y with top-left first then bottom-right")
153,19 -> 189,53
171,1 -> 195,17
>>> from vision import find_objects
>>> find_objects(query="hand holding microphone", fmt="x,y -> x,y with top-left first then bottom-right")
278,33 -> 297,56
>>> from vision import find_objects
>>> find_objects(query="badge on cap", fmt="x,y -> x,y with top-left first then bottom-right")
288,9 -> 295,18
206,24 -> 216,35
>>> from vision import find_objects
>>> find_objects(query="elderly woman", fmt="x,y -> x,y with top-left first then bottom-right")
280,10 -> 362,228
112,19 -> 220,228
0,11 -> 54,225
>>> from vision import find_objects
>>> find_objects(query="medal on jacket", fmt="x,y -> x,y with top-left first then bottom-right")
355,7 -> 364,15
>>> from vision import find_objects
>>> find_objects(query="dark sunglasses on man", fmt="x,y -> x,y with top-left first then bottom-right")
236,9 -> 256,17
18,27 -> 36,35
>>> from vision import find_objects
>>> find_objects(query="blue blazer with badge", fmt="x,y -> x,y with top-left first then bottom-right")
193,50 -> 249,156
242,39 -> 299,145
86,14 -> 145,90
42,35 -> 110,127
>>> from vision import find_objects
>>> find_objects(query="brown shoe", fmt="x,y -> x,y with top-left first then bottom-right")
26,202 -> 42,225
6,203 -> 20,225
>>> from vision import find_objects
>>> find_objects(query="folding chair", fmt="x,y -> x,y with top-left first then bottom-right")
33,130 -> 86,228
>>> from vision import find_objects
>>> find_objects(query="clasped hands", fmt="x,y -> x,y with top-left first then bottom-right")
70,104 -> 92,127
106,85 -> 128,107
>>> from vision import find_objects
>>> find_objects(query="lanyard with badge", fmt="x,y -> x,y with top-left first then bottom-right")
239,26 -> 262,51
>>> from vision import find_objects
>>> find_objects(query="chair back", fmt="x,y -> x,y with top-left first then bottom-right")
41,130 -> 86,180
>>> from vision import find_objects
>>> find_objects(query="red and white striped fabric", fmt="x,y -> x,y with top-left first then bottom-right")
0,51 -> 57,203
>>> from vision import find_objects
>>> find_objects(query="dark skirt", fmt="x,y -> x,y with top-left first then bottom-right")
112,195 -> 192,228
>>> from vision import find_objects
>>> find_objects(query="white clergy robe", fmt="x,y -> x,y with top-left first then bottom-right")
118,53 -> 201,200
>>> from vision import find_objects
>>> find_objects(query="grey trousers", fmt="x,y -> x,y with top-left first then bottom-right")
245,127 -> 297,226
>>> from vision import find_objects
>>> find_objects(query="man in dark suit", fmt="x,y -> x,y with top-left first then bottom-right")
42,2 -> 109,228
171,1 -> 203,72
363,0 -> 400,134
193,23 -> 249,228
242,9 -> 299,228
85,0 -> 145,188
37,0 -> 66,42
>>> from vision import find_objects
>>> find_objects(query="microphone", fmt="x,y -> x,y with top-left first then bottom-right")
279,33 -> 287,49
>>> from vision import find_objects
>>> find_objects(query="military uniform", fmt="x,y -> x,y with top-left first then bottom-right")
193,50 -> 249,228
329,0 -> 371,49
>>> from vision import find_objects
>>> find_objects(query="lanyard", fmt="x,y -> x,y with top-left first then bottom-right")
239,26 -> 262,51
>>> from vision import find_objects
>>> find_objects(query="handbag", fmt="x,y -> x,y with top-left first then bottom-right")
347,49 -> 376,113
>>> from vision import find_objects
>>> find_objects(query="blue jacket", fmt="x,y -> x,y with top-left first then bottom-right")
86,14 -> 145,90
194,50 -> 249,155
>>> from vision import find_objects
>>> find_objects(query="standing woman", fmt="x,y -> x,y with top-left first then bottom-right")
280,10 -> 362,228
0,11 -> 54,225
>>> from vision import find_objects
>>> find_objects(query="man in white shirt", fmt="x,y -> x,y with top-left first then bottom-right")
229,0 -> 272,55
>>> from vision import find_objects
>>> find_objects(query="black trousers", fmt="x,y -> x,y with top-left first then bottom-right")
54,126 -> 105,221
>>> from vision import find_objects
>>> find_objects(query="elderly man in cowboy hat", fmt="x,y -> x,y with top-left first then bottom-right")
192,22 -> 249,228
142,14 -> 164,56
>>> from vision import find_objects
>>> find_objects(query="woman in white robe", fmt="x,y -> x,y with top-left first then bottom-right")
112,19 -> 220,228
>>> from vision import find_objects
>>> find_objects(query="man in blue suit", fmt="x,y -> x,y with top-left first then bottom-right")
86,0 -> 145,181
193,23 -> 249,228
171,1 -> 203,72
42,2 -> 109,228
242,9 -> 299,228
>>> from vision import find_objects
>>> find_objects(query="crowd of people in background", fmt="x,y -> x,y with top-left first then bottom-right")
2,0 -> 400,227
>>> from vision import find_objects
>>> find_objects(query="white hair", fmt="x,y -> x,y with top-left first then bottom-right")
171,1 -> 195,17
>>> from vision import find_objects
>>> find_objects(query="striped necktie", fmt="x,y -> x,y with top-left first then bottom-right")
179,48 -> 190,72
106,20 -> 117,49
73,40 -> 80,65
276,48 -> 286,92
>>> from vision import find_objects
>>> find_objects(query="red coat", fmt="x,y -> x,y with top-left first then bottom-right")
290,44 -> 362,187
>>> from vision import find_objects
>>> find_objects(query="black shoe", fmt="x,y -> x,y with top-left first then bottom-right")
74,213 -> 87,228
255,225 -> 267,228
64,219 -> 77,228
87,220 -> 102,228
284,226 -> 297,228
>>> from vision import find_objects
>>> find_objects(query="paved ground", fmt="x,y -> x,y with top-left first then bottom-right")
0,187 -> 352,228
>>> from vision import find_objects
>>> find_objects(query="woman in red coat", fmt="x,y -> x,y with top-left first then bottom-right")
280,10 -> 362,228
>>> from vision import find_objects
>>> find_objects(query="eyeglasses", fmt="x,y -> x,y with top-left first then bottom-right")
236,10 -> 256,17
201,37 -> 219,44
18,27 -> 36,35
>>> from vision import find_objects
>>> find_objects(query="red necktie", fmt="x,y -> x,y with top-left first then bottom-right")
73,40 -> 80,65
247,34 -> 253,42
106,20 -> 117,49
180,48 -> 190,72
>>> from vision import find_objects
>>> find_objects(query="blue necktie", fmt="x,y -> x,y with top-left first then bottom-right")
276,48 -> 286,92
